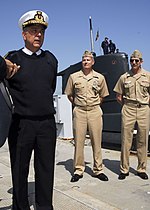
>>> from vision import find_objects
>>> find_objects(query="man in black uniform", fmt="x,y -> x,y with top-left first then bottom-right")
0,56 -> 19,178
108,40 -> 116,54
0,10 -> 58,210
0,56 -> 7,74
101,37 -> 109,55
0,56 -> 19,81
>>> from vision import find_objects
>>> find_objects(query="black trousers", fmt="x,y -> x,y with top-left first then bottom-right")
8,115 -> 56,210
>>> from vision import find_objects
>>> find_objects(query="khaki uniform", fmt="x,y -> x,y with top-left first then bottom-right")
114,69 -> 150,173
65,69 -> 109,175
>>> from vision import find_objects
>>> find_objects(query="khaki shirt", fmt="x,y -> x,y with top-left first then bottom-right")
114,68 -> 150,104
65,69 -> 109,107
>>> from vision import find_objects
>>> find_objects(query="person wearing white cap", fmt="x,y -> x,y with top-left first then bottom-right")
1,10 -> 58,210
114,50 -> 150,180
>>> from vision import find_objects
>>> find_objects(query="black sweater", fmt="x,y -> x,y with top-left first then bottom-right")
5,49 -> 58,117
0,56 -> 7,81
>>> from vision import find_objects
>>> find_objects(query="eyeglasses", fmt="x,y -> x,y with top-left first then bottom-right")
130,59 -> 140,63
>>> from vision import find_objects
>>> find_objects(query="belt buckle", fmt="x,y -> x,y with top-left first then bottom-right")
137,103 -> 141,108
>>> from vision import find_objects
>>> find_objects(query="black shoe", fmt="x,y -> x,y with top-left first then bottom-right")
95,173 -> 109,181
70,174 -> 83,182
118,172 -> 129,180
137,172 -> 148,180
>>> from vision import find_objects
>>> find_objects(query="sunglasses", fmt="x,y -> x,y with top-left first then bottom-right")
130,59 -> 140,63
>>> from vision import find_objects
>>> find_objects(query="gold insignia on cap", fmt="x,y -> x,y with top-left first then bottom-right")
130,50 -> 142,59
22,11 -> 48,28
82,50 -> 94,58
34,11 -> 45,22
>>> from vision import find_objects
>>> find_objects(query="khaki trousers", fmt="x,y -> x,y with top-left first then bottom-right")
73,106 -> 103,175
121,104 -> 150,173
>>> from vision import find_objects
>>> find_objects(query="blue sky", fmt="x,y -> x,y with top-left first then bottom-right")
0,0 -> 150,92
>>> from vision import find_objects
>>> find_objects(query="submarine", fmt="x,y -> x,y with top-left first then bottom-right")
57,52 -> 150,152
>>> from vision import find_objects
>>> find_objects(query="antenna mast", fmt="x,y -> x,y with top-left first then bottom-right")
89,16 -> 94,52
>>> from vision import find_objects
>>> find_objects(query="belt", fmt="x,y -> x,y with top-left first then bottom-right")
124,101 -> 149,108
75,105 -> 99,111
12,114 -> 54,121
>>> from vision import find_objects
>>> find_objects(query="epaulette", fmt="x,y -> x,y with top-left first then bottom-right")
45,50 -> 58,69
4,50 -> 17,59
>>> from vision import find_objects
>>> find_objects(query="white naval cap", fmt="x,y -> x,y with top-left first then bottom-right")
18,10 -> 49,30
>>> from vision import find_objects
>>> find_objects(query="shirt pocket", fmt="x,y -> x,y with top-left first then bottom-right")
139,80 -> 150,95
74,82 -> 84,94
124,82 -> 134,97
92,79 -> 100,94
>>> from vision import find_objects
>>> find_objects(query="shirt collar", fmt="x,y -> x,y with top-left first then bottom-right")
78,69 -> 98,80
127,68 -> 147,77
22,47 -> 42,56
